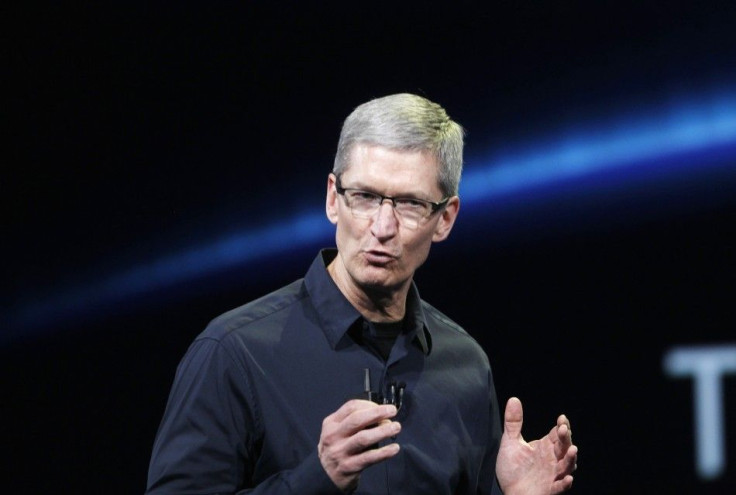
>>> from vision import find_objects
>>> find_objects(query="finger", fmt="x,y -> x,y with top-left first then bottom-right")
326,401 -> 396,435
550,474 -> 574,495
340,404 -> 398,436
348,418 -> 402,454
553,423 -> 573,460
503,397 -> 524,440
557,414 -> 570,430
557,445 -> 578,477
330,399 -> 386,422
557,415 -> 572,440
342,441 -> 401,474
318,413 -> 400,465
319,437 -> 401,491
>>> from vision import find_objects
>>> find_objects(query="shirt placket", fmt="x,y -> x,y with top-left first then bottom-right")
378,330 -> 417,494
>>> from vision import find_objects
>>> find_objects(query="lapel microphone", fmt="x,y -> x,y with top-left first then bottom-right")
362,368 -> 406,410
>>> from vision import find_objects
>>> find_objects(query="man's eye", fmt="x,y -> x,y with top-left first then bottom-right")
350,191 -> 374,200
397,198 -> 426,209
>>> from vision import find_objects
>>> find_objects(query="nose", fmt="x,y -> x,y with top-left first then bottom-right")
370,199 -> 399,240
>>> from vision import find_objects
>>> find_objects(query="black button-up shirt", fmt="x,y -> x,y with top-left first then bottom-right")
147,250 -> 502,494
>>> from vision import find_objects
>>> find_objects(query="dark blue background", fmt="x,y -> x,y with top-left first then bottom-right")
5,2 -> 736,493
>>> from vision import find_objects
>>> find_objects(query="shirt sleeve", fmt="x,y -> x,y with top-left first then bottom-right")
145,337 -> 342,495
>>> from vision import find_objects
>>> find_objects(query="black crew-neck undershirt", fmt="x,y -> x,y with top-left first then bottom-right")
361,319 -> 404,362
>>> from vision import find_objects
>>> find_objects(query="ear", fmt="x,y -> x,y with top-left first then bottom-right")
325,173 -> 339,225
432,196 -> 460,242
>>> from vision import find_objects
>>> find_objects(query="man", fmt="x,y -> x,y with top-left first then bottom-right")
146,93 -> 578,494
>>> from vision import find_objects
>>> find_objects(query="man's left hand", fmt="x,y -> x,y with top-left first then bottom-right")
495,397 -> 578,495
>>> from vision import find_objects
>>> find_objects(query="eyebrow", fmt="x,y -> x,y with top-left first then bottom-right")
342,180 -> 430,200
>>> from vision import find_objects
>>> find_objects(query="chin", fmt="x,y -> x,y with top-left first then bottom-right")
355,267 -> 406,292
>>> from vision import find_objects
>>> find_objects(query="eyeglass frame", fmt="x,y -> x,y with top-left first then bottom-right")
334,175 -> 450,225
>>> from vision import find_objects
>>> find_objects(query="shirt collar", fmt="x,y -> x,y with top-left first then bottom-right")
406,281 -> 431,355
305,249 -> 431,355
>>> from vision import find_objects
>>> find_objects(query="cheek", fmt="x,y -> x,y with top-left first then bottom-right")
335,217 -> 365,250
334,223 -> 346,252
402,233 -> 433,265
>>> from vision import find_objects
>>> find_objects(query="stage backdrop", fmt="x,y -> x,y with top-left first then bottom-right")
5,2 -> 736,493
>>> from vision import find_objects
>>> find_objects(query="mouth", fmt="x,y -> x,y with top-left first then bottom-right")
363,249 -> 397,265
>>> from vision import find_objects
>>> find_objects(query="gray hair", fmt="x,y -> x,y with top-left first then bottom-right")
333,93 -> 465,197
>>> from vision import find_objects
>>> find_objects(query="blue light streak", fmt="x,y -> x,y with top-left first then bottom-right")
7,91 -> 736,342
8,213 -> 334,340
460,93 -> 736,203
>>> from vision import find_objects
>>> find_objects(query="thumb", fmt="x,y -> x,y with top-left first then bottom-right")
503,397 -> 524,440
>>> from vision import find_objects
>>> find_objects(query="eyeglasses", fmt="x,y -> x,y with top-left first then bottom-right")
335,177 -> 449,229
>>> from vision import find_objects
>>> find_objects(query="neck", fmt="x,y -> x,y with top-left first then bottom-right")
327,259 -> 409,322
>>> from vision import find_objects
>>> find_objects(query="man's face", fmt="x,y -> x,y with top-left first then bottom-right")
325,143 -> 460,296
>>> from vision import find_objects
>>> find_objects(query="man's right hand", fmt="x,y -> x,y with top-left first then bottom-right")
318,399 -> 401,492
